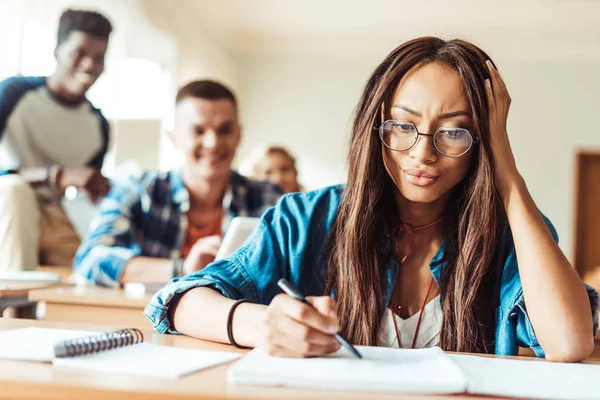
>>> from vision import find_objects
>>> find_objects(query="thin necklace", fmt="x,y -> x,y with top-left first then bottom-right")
388,216 -> 444,349
396,216 -> 444,264
389,277 -> 435,349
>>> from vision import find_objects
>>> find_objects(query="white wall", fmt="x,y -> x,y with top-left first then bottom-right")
238,51 -> 600,261
139,0 -> 240,90
502,60 -> 600,260
0,0 -> 28,80
238,54 -> 383,189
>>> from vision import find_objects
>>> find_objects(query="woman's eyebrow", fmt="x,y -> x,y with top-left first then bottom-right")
393,104 -> 471,119
393,104 -> 421,116
439,110 -> 472,119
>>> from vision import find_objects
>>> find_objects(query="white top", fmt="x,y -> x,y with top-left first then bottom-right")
377,295 -> 442,349
0,86 -> 103,171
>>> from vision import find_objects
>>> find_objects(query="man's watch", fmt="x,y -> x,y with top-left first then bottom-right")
172,257 -> 185,278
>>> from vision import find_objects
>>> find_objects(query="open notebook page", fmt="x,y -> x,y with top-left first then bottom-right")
449,354 -> 600,400
0,327 -> 102,362
228,346 -> 468,395
53,342 -> 241,379
0,327 -> 241,379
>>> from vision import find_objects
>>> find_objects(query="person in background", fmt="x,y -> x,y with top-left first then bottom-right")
74,80 -> 282,287
252,146 -> 303,193
146,37 -> 597,362
0,9 -> 112,273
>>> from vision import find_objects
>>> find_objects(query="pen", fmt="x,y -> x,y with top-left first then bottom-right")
276,278 -> 362,359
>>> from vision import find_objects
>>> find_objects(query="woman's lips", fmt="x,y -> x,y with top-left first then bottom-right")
402,168 -> 439,187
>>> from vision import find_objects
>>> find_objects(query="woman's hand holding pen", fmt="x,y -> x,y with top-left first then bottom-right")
257,294 -> 342,358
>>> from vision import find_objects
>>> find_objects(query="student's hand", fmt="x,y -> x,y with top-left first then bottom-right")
257,294 -> 342,358
485,60 -> 520,192
182,234 -> 222,275
58,166 -> 110,202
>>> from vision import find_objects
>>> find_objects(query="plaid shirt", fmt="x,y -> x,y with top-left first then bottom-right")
74,169 -> 282,287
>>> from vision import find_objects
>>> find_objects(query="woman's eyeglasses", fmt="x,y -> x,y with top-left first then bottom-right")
376,120 -> 478,158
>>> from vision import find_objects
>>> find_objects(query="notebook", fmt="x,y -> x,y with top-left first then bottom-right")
228,346 -> 600,399
448,353 -> 600,400
0,327 -> 240,379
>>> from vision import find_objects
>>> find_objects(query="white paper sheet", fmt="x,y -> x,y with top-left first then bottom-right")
228,346 -> 468,395
449,354 -> 600,400
54,342 -> 241,379
0,327 -> 241,379
0,327 -> 102,362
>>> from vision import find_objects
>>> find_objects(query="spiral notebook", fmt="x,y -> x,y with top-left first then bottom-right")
0,327 -> 240,379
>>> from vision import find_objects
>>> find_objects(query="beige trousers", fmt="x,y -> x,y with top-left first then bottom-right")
0,175 -> 80,272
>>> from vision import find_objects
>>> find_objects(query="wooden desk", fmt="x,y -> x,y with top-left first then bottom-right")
0,319 -> 598,400
0,266 -> 73,315
0,320 -> 488,400
0,283 -> 56,316
29,286 -> 153,329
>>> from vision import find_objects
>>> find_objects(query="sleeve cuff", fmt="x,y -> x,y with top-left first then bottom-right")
512,294 -> 545,357
75,245 -> 140,287
512,283 -> 599,358
584,283 -> 599,336
144,276 -> 242,334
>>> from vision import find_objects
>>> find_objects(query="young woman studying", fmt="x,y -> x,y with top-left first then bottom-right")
145,37 -> 598,361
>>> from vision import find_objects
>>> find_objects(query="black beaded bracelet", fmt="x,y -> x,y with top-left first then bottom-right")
227,299 -> 251,349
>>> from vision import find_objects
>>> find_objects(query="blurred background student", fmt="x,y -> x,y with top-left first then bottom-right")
74,81 -> 282,287
0,9 -> 112,273
251,146 -> 303,193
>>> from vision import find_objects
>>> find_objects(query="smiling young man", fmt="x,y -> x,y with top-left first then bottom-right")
74,80 -> 282,287
0,9 -> 112,273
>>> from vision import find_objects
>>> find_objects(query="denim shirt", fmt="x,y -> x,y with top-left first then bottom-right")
145,185 -> 599,357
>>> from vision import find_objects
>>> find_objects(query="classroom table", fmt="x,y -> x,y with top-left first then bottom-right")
0,265 -> 71,316
0,319 -> 598,400
0,266 -> 73,315
0,284 -> 42,315
28,286 -> 154,329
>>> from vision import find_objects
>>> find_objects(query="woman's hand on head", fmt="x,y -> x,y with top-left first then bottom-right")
485,60 -> 520,192
257,294 -> 342,358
